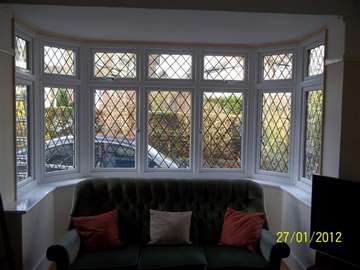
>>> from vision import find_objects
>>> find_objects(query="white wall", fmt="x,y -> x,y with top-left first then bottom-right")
0,5 -> 15,206
282,194 -> 314,270
22,192 -> 55,270
322,17 -> 345,178
54,186 -> 75,240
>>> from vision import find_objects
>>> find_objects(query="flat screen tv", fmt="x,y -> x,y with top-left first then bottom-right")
310,175 -> 360,267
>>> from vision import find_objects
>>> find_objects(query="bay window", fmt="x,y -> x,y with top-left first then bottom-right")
14,28 -> 326,186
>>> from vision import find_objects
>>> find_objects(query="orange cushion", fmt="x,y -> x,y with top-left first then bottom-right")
219,208 -> 265,252
72,209 -> 123,252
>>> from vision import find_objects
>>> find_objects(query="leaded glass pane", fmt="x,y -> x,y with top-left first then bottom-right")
15,36 -> 28,70
147,90 -> 191,168
148,54 -> 192,79
202,92 -> 243,168
303,90 -> 323,179
260,92 -> 292,173
94,52 -> 136,79
16,85 -> 30,182
44,87 -> 75,172
203,55 -> 245,81
44,46 -> 75,76
94,89 -> 137,168
263,53 -> 293,80
308,45 -> 325,77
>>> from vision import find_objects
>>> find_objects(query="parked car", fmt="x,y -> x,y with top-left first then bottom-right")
16,135 -> 178,173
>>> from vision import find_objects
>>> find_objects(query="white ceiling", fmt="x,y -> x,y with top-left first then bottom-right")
11,5 -> 337,45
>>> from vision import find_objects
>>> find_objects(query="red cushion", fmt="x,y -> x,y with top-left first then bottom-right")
72,209 -> 123,252
219,208 -> 265,252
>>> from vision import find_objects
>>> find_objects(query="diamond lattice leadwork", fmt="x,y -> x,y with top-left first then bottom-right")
15,85 -> 30,182
147,90 -> 191,168
263,53 -> 293,80
260,92 -> 292,173
202,92 -> 243,168
203,55 -> 245,81
44,87 -> 75,172
304,90 -> 323,179
15,36 -> 28,70
44,46 -> 75,76
94,52 -> 136,79
94,89 -> 137,168
148,54 -> 192,79
308,45 -> 325,77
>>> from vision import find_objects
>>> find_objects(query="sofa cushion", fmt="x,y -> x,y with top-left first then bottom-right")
149,209 -> 192,245
70,245 -> 140,270
219,208 -> 265,252
72,209 -> 123,252
204,246 -> 271,270
138,246 -> 207,270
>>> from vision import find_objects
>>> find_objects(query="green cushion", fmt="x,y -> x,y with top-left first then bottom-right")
139,246 -> 207,270
204,246 -> 271,270
70,245 -> 140,270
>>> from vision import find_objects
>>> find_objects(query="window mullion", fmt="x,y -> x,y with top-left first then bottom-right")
246,50 -> 258,177
79,45 -> 90,176
138,49 -> 146,175
292,45 -> 304,183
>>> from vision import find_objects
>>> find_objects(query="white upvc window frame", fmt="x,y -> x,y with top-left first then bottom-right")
90,86 -> 140,173
41,83 -> 81,179
41,39 -> 80,81
15,27 -> 36,188
197,49 -> 250,175
15,29 -> 34,76
299,85 -> 324,185
90,47 -> 139,82
254,88 -> 295,180
199,87 -> 248,173
299,33 -> 326,185
252,46 -> 297,183
39,38 -> 82,181
303,40 -> 326,83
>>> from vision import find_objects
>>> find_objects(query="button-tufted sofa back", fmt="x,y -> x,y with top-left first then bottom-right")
70,178 -> 266,245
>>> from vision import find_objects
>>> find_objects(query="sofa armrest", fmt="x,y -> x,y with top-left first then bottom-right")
46,229 -> 81,270
260,229 -> 290,266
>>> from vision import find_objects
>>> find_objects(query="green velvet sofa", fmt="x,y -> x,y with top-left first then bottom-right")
47,178 -> 290,270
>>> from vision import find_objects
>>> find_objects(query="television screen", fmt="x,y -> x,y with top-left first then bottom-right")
310,175 -> 360,267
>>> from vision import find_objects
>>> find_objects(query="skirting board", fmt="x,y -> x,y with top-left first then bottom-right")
285,253 -> 308,270
32,254 -> 51,270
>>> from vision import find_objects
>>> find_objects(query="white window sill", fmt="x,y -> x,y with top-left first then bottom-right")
7,176 -> 311,214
